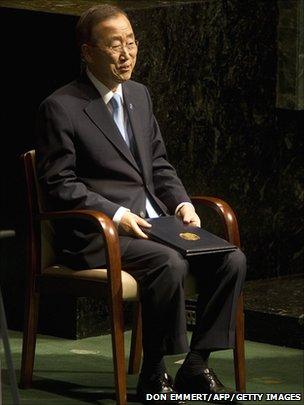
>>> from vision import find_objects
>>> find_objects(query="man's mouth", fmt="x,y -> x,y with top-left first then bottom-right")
118,65 -> 131,72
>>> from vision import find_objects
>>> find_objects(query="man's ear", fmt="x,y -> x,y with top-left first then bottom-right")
81,44 -> 92,64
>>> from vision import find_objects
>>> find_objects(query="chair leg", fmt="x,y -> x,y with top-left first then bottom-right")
128,302 -> 142,374
0,289 -> 20,403
109,294 -> 127,405
20,288 -> 39,389
233,293 -> 246,392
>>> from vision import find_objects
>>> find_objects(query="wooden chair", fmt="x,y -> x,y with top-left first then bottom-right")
20,150 -> 245,405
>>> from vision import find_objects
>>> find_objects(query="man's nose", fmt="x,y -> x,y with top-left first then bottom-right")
120,47 -> 131,59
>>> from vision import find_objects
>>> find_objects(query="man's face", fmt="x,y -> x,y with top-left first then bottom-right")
82,13 -> 137,90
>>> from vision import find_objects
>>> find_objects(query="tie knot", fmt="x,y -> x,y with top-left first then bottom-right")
110,93 -> 122,111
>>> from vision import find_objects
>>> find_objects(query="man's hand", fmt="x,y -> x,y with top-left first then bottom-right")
176,204 -> 201,227
119,212 -> 152,239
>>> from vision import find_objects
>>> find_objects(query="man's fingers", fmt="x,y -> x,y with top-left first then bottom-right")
137,217 -> 152,228
132,221 -> 149,239
182,214 -> 201,228
119,212 -> 151,238
189,220 -> 201,227
182,215 -> 191,224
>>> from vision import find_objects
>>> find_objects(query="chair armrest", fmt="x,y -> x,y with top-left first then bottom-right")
38,210 -> 122,296
190,196 -> 240,247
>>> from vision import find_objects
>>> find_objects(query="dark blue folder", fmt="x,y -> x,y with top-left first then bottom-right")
143,216 -> 236,257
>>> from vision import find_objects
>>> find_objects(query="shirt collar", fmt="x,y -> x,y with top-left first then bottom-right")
86,67 -> 123,105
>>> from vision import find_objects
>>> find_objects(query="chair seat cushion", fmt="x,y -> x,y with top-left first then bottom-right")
42,265 -> 196,301
42,265 -> 138,300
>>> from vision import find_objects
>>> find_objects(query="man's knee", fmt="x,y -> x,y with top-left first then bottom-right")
226,248 -> 247,280
160,248 -> 189,284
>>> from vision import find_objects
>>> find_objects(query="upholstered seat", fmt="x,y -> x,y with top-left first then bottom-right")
42,265 -> 196,301
42,266 -> 139,300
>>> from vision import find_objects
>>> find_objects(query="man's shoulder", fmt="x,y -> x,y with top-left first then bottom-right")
50,80 -> 79,96
124,79 -> 148,94
41,80 -> 84,105
40,78 -> 150,110
40,76 -> 99,111
123,80 -> 153,108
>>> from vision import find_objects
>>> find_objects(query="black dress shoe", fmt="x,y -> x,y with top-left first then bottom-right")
175,367 -> 234,403
137,372 -> 186,404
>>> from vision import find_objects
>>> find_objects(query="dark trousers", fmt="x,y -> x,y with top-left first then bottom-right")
121,239 -> 246,356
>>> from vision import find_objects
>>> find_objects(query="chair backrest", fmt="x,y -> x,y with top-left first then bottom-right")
21,150 -> 56,273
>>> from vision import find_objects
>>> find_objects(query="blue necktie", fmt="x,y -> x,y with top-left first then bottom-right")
109,93 -> 159,218
109,93 -> 130,147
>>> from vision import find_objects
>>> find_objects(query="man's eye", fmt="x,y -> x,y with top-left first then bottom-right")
111,43 -> 121,49
127,41 -> 135,46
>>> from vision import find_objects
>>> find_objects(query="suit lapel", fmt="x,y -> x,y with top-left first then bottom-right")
80,76 -> 141,173
123,83 -> 150,183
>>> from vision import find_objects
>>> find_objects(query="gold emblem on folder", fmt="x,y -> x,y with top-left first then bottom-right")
179,232 -> 200,241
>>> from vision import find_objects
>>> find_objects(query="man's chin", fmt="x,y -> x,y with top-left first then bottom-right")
114,72 -> 132,83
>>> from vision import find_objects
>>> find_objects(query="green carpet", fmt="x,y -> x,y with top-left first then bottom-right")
1,330 -> 303,404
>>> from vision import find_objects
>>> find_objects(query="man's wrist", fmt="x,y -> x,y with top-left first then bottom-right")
112,207 -> 130,226
175,202 -> 195,215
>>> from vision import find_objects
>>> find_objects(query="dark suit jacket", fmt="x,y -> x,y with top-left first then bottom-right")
36,74 -> 191,268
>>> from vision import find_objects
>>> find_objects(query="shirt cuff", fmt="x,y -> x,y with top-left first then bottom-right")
175,202 -> 195,215
112,206 -> 130,226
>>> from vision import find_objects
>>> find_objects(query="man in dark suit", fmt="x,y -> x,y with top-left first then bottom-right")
36,4 -> 246,403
